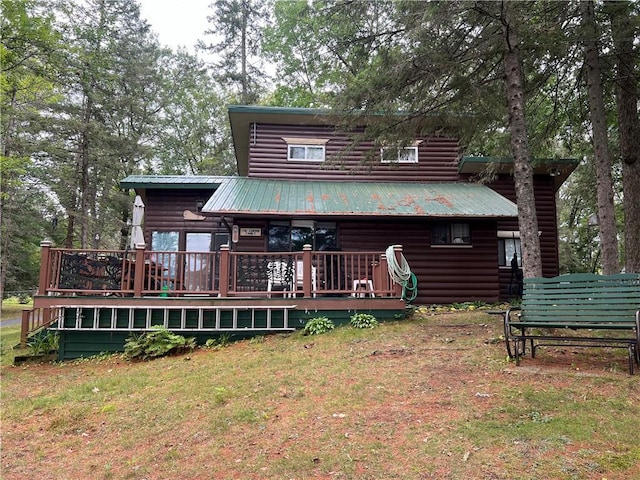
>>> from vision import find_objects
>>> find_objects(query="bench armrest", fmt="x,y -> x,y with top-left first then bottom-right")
504,305 -> 521,324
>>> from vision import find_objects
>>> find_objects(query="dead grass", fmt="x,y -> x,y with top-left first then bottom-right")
1,310 -> 639,479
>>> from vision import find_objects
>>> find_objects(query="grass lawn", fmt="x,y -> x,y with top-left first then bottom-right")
1,309 -> 639,479
1,297 -> 32,321
1,298 -> 32,366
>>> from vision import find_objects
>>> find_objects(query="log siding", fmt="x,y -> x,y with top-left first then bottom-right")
248,124 -> 461,182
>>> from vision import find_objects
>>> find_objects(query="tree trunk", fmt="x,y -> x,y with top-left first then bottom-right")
608,1 -> 640,273
241,0 -> 248,104
79,94 -> 92,249
581,0 -> 620,274
501,2 -> 543,279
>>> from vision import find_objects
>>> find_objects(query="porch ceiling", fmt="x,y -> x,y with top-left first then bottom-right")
202,178 -> 518,218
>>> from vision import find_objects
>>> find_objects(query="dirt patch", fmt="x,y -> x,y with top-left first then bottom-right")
2,311 -> 639,479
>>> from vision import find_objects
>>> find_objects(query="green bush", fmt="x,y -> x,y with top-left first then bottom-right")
303,316 -> 335,335
124,326 -> 196,360
350,313 -> 379,329
28,331 -> 59,355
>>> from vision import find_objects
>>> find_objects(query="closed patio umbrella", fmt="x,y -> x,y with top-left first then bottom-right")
130,195 -> 146,249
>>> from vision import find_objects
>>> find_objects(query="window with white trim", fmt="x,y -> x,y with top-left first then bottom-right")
381,146 -> 418,163
431,223 -> 470,245
288,144 -> 325,161
282,137 -> 328,162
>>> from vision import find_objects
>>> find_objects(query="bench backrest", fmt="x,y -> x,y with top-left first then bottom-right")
521,273 -> 640,325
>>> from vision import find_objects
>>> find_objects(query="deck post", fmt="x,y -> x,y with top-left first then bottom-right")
392,245 -> 404,297
378,253 -> 388,296
219,244 -> 229,297
37,240 -> 53,295
133,244 -> 145,297
20,309 -> 31,347
302,244 -> 312,297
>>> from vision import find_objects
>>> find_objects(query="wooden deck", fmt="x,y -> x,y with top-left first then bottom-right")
25,242 -> 407,355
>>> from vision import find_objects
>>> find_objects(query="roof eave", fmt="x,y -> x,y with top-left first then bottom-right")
458,156 -> 579,190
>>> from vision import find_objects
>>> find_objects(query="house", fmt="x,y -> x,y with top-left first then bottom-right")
125,105 -> 574,304
26,105 -> 577,359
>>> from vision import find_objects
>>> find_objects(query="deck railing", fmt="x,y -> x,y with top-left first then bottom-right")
20,307 -> 64,347
38,241 -> 402,299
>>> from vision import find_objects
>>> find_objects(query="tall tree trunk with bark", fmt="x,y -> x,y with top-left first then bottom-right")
501,2 -> 543,279
608,1 -> 640,273
581,0 -> 620,274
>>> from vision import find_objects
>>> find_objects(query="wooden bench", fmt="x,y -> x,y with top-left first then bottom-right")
504,273 -> 640,374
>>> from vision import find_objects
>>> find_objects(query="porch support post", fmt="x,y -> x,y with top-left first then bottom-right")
37,240 -> 53,295
20,309 -> 31,347
393,245 -> 404,298
219,244 -> 229,297
302,244 -> 312,297
133,244 -> 145,297
379,253 -> 389,297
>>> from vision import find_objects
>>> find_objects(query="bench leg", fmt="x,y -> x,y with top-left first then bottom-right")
629,344 -> 636,375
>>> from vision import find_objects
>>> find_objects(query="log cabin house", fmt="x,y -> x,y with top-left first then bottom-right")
26,105 -> 577,359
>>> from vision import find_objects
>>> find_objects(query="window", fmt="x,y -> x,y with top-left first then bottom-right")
282,137 -> 329,162
151,231 -> 179,280
268,221 -> 337,252
431,223 -> 470,245
381,146 -> 418,163
151,231 -> 179,251
288,144 -> 325,161
498,232 -> 522,267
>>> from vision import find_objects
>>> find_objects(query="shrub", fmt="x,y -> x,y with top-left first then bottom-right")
124,326 -> 196,360
303,316 -> 335,335
18,293 -> 31,304
350,313 -> 379,329
28,331 -> 59,355
204,332 -> 233,349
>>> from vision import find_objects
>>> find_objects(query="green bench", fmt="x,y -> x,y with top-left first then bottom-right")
504,273 -> 640,374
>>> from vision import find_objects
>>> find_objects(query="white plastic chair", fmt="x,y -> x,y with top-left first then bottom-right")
293,260 -> 317,297
266,261 -> 293,297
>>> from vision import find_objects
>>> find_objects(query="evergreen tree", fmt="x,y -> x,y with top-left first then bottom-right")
580,0 -> 620,274
199,0 -> 272,104
606,1 -> 640,273
154,49 -> 236,175
0,0 -> 61,298
45,0 -> 163,248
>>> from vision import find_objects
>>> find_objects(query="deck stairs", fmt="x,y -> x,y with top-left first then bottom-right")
49,304 -> 298,333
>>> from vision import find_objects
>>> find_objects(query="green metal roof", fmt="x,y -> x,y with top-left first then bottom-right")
120,175 -> 229,190
202,178 -> 518,218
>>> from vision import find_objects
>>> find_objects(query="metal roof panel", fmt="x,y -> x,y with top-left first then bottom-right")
120,175 -> 229,190
202,178 -> 518,218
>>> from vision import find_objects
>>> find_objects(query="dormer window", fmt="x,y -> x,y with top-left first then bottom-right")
381,146 -> 418,163
282,137 -> 328,162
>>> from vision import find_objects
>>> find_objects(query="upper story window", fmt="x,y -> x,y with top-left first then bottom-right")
381,146 -> 418,163
282,137 -> 328,162
431,222 -> 471,245
288,144 -> 325,161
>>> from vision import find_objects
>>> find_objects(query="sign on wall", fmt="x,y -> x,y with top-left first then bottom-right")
240,228 -> 262,237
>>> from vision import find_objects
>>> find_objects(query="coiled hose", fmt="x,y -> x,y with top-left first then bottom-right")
385,245 -> 418,302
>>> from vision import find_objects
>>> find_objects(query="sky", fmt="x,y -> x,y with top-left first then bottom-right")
137,0 -> 211,52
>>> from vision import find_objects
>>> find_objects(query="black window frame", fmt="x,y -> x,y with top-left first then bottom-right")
267,221 -> 337,252
431,222 -> 471,246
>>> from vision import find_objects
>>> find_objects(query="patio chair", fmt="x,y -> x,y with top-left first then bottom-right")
266,261 -> 293,297
292,260 -> 317,297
